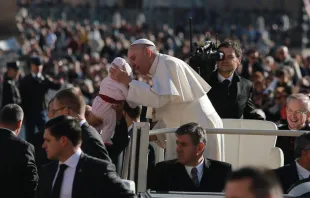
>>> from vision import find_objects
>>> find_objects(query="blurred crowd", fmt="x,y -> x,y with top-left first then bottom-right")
0,6 -> 309,127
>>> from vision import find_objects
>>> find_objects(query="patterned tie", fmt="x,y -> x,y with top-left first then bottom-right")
191,167 -> 200,187
51,164 -> 68,198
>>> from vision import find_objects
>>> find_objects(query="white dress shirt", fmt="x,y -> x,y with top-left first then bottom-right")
185,159 -> 204,183
128,124 -> 133,133
296,160 -> 310,179
79,119 -> 87,127
217,73 -> 233,86
53,148 -> 82,198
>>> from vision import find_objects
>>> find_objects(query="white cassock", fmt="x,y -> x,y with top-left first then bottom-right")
126,53 -> 224,161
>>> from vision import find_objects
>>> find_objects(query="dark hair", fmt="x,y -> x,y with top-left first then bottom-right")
295,133 -> 310,158
0,104 -> 24,126
44,115 -> 82,146
175,122 -> 207,146
226,167 -> 282,198
54,88 -> 85,115
123,102 -> 141,120
218,40 -> 242,58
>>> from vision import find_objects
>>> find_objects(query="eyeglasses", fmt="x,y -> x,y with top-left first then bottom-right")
286,108 -> 309,115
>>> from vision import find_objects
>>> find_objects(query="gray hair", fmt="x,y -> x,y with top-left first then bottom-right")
0,104 -> 24,125
287,93 -> 310,111
295,133 -> 310,158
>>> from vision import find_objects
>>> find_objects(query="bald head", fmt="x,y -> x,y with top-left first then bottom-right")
277,46 -> 289,61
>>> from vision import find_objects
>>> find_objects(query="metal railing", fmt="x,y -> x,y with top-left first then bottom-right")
123,122 -> 310,193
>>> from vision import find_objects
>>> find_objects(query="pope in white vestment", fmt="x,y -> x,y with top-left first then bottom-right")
110,39 -> 224,161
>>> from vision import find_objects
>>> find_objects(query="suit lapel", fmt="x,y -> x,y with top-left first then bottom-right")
175,161 -> 197,190
199,159 -> 212,191
234,73 -> 243,104
291,162 -> 300,184
72,153 -> 87,198
45,162 -> 58,195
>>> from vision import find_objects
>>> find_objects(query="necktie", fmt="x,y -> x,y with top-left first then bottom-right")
222,79 -> 230,96
191,167 -> 200,187
51,164 -> 68,198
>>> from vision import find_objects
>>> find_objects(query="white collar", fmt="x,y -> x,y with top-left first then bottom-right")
149,53 -> 160,75
128,124 -> 133,133
296,160 -> 310,179
79,120 -> 87,127
185,158 -> 204,178
32,73 -> 42,78
60,148 -> 82,167
218,72 -> 233,83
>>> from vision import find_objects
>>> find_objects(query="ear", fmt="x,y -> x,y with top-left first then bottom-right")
197,142 -> 205,155
15,120 -> 23,136
59,136 -> 68,146
146,47 -> 151,57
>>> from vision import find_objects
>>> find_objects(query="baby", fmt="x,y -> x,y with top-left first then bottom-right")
87,57 -> 132,143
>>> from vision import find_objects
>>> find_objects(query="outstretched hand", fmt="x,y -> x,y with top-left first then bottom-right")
110,66 -> 131,86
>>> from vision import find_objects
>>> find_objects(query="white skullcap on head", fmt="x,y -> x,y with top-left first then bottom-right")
131,38 -> 155,46
111,57 -> 133,78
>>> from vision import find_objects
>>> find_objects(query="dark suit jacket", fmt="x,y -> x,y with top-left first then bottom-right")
19,74 -> 61,115
37,153 -> 135,198
1,74 -> 21,108
33,121 -> 111,168
150,158 -> 232,192
0,128 -> 39,198
80,122 -> 111,162
274,162 -> 299,193
207,71 -> 261,119
276,124 -> 310,165
106,117 -> 129,165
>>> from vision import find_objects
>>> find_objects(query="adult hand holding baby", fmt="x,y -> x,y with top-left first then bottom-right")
110,65 -> 131,86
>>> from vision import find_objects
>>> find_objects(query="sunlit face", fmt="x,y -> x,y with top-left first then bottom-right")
286,99 -> 309,130
42,129 -> 62,160
127,45 -> 151,75
225,178 -> 255,198
176,134 -> 203,166
217,47 -> 241,74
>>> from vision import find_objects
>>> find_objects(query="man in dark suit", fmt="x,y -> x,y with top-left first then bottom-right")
20,56 -> 62,142
0,104 -> 38,198
52,87 -> 111,162
275,133 -> 310,193
37,115 -> 135,198
150,122 -> 232,192
207,40 -> 263,120
276,93 -> 310,165
1,61 -> 21,108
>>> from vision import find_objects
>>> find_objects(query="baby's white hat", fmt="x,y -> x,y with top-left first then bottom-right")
111,57 -> 133,77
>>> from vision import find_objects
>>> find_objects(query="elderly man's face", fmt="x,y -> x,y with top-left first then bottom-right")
225,178 -> 255,198
127,45 -> 151,75
286,99 -> 309,130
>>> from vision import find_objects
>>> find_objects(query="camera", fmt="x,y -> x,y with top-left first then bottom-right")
189,40 -> 225,81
